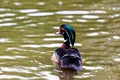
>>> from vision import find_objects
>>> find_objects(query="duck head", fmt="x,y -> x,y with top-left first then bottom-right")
56,24 -> 76,48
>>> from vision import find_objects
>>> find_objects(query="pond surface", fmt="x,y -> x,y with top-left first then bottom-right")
0,0 -> 120,80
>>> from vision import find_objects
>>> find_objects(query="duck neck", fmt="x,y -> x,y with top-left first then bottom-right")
61,39 -> 71,49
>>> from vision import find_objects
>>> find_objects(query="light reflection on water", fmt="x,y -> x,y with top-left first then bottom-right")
0,23 -> 17,27
19,9 -> 38,13
0,56 -> 27,59
86,31 -> 109,36
0,0 -> 120,80
0,67 -> 31,73
83,66 -> 104,70
0,13 -> 16,17
0,38 -> 13,43
39,71 -> 59,80
28,12 -> 54,17
20,43 -> 82,48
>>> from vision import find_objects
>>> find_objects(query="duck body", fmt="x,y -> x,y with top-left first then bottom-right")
51,24 -> 83,71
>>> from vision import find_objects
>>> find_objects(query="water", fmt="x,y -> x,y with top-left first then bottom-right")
0,0 -> 120,80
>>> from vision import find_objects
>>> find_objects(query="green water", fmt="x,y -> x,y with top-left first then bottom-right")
0,0 -> 120,80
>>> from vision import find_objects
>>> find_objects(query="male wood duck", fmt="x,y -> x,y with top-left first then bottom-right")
51,24 -> 83,71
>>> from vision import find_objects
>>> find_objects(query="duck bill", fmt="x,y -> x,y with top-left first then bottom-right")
56,30 -> 61,35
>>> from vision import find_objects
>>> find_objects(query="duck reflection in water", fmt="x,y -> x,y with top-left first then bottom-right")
51,24 -> 83,80
56,68 -> 78,80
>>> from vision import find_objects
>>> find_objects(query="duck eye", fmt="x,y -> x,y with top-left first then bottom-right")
59,28 -> 65,34
61,28 -> 65,31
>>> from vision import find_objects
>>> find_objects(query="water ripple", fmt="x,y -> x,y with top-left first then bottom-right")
114,58 -> 120,62
45,33 -> 56,36
20,43 -> 82,48
0,13 -> 16,17
0,18 -> 13,22
38,71 -> 59,80
20,44 -> 61,48
90,10 -> 106,14
82,15 -> 99,19
37,2 -> 46,5
5,47 -> 27,51
28,12 -> 54,16
25,34 -> 41,37
0,8 -> 10,12
62,19 -> 73,22
110,14 -> 120,18
0,56 -> 27,60
43,38 -> 64,41
86,31 -> 109,36
83,66 -> 104,70
0,23 -> 17,27
0,75 -> 39,80
0,38 -> 14,43
76,19 -> 87,22
19,9 -> 38,13
0,75 -> 28,80
56,10 -> 106,15
0,67 -> 31,73
16,16 -> 28,20
74,73 -> 94,78
86,32 -> 99,36
97,19 -> 107,23
56,10 -> 89,14
13,2 -> 22,6
113,36 -> 120,40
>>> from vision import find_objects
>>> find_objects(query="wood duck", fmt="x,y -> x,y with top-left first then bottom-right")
51,24 -> 83,71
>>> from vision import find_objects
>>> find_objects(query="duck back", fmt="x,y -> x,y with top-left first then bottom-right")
55,48 -> 83,71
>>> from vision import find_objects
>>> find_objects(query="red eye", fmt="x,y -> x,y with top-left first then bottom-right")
61,28 -> 65,31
